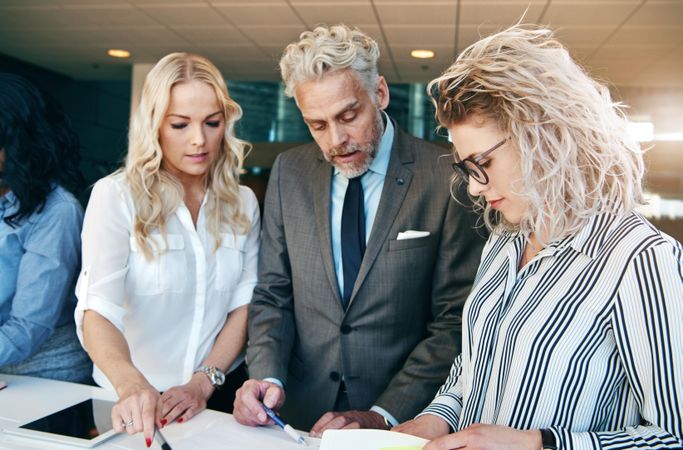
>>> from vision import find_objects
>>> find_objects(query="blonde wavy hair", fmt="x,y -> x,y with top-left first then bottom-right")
428,25 -> 645,242
280,24 -> 380,98
125,52 -> 250,259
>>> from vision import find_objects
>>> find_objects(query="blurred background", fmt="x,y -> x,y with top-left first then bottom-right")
1,0 -> 681,239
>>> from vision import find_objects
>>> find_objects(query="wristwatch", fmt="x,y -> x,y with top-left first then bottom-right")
540,429 -> 557,450
194,366 -> 226,388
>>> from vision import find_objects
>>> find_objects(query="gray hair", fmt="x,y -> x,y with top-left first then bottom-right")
279,24 -> 380,98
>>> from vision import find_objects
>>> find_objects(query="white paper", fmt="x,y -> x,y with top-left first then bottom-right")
165,427 -> 320,450
320,429 -> 427,450
396,230 -> 430,240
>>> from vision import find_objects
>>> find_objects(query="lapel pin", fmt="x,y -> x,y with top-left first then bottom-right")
395,177 -> 404,185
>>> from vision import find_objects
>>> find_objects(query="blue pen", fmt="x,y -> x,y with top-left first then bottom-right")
261,404 -> 307,446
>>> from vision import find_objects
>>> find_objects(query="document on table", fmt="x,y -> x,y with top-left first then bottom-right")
320,429 -> 427,450
163,421 -> 320,450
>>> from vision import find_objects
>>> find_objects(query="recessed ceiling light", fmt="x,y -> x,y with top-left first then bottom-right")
107,49 -> 131,58
411,49 -> 435,59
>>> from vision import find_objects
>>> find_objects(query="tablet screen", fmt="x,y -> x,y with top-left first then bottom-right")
19,398 -> 115,441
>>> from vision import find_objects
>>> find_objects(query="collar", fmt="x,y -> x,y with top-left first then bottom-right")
333,111 -> 394,178
547,209 -> 626,260
504,209 -> 626,262
0,190 -> 16,212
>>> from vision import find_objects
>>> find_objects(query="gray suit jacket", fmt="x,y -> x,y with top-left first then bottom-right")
247,124 -> 485,430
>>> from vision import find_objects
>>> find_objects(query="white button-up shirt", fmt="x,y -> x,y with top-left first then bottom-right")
75,173 -> 260,391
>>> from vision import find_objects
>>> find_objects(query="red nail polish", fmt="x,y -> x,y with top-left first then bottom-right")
145,437 -> 152,448
178,417 -> 184,423
160,418 -> 167,427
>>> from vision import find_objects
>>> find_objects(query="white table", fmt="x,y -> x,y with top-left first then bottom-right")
0,374 -> 319,450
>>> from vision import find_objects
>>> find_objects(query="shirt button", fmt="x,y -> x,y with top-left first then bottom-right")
329,371 -> 341,382
340,324 -> 353,334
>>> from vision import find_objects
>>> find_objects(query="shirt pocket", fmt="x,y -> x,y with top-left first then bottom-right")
215,233 -> 247,292
127,233 -> 186,295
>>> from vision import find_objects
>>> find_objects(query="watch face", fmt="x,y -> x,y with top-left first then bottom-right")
211,370 -> 225,386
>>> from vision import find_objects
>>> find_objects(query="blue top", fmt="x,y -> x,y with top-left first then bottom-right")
331,113 -> 394,297
0,185 -> 83,366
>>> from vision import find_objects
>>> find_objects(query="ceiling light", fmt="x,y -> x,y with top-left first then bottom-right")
411,49 -> 435,59
107,49 -> 131,58
627,121 -> 654,142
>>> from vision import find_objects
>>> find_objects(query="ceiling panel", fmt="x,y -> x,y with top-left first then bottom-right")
375,2 -> 457,26
623,0 -> 683,27
137,4 -> 230,26
458,1 -> 546,25
542,1 -> 641,27
212,3 -> 304,26
199,43 -> 273,61
607,26 -> 683,46
239,25 -> 308,46
0,0 -> 680,88
383,25 -> 455,46
552,25 -> 614,48
291,1 -> 376,26
171,25 -> 251,45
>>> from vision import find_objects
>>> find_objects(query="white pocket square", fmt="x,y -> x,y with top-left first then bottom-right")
396,230 -> 430,240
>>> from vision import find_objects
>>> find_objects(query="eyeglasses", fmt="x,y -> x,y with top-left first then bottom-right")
451,137 -> 508,185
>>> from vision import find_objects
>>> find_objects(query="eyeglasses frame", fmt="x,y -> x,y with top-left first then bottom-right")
451,137 -> 509,185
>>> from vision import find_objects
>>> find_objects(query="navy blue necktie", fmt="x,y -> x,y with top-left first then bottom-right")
341,176 -> 366,308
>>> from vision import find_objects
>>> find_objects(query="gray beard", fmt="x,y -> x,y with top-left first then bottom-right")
330,112 -> 384,179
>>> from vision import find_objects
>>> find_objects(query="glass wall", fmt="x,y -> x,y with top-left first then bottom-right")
227,81 -> 448,144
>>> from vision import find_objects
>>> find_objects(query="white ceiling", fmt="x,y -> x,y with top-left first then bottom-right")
0,0 -> 682,87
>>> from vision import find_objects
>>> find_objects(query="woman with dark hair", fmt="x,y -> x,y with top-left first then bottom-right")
0,73 -> 91,383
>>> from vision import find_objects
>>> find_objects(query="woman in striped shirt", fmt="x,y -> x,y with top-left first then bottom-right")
394,25 -> 683,449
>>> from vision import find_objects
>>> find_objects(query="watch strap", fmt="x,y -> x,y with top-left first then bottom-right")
194,366 -> 225,387
540,428 -> 557,450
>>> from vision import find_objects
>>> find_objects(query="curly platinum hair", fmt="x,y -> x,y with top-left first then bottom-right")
428,24 -> 645,242
279,24 -> 380,99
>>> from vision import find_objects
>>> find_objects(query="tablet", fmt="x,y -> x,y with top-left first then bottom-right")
3,398 -> 118,447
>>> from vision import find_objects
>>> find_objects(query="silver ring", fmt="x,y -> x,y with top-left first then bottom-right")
122,418 -> 134,428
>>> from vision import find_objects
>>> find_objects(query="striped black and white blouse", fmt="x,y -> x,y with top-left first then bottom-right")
421,211 -> 682,449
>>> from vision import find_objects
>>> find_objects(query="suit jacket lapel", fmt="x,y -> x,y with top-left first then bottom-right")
348,126 -> 414,310
313,154 -> 344,307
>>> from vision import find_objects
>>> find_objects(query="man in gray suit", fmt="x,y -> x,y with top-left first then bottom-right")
234,24 -> 484,434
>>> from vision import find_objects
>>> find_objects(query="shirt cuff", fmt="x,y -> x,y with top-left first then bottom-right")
263,377 -> 284,389
370,405 -> 398,427
417,393 -> 462,432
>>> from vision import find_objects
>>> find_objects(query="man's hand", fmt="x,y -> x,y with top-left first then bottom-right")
233,379 -> 285,427
393,414 -> 450,440
309,410 -> 389,438
424,424 -> 542,450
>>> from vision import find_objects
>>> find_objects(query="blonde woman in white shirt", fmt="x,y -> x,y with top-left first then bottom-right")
75,53 -> 260,448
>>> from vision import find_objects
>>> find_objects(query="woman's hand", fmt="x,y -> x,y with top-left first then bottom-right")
392,414 -> 451,440
158,373 -> 214,426
424,424 -> 541,450
111,380 -> 160,448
